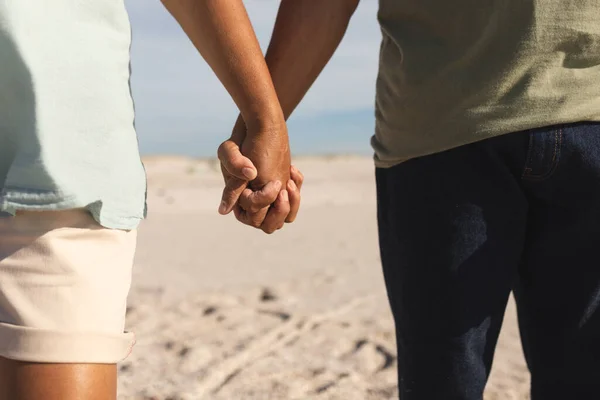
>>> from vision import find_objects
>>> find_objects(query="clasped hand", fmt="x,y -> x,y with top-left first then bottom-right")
217,116 -> 303,234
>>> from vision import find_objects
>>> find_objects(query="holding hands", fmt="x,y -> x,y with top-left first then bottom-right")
164,0 -> 349,234
217,115 -> 303,234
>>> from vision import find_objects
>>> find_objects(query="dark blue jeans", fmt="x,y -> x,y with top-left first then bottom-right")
376,122 -> 600,400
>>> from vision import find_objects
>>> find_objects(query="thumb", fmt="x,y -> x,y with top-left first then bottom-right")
217,139 -> 257,181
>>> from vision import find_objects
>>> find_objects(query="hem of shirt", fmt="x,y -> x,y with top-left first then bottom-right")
0,188 -> 145,230
372,125 -> 513,169
373,110 -> 600,169
373,155 -> 410,169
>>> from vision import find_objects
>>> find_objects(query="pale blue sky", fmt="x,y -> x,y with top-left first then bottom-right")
125,1 -> 381,157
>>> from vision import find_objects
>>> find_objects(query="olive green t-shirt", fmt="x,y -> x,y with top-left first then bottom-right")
373,0 -> 600,167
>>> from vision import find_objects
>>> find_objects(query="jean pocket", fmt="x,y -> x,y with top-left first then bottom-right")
521,127 -> 563,181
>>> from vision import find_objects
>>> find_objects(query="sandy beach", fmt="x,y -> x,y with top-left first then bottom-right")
118,155 -> 530,399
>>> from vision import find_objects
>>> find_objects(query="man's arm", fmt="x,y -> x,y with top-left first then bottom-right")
162,0 -> 296,234
224,0 -> 360,228
265,0 -> 360,118
161,0 -> 285,133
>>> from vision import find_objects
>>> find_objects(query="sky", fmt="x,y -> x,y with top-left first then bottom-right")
125,1 -> 381,157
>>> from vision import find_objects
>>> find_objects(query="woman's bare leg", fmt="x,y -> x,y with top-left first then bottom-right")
0,356 -> 116,400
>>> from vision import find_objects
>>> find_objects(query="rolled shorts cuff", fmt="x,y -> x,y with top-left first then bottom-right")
0,321 -> 136,364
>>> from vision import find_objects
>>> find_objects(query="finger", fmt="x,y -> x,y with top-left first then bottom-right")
219,176 -> 247,215
238,181 -> 282,213
234,205 -> 269,229
285,180 -> 301,223
290,165 -> 304,190
261,190 -> 291,234
217,140 -> 257,181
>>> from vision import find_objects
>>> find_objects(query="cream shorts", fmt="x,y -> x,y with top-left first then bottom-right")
0,209 -> 137,363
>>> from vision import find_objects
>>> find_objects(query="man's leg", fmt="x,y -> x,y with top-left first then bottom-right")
515,122 -> 600,399
376,133 -> 530,399
0,358 -> 116,400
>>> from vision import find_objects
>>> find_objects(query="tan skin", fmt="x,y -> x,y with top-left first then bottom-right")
218,0 -> 359,232
218,115 -> 303,234
0,360 -> 116,400
0,0 -> 301,398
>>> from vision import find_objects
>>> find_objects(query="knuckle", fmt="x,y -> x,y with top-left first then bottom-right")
258,191 -> 277,205
249,203 -> 268,213
242,208 -> 267,229
217,142 -> 228,159
222,192 -> 236,205
250,219 -> 262,228
248,206 -> 261,214
265,196 -> 279,206
244,218 -> 261,229
237,199 -> 249,211
238,195 -> 252,210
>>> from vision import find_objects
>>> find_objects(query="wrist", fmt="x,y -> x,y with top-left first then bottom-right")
242,106 -> 287,138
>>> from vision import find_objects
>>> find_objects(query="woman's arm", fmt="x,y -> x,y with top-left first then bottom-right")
161,0 -> 285,134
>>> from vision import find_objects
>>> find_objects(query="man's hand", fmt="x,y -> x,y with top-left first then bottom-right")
217,116 -> 303,234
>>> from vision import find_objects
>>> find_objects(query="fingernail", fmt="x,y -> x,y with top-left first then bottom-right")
242,167 -> 255,179
275,181 -> 282,190
281,190 -> 289,201
288,180 -> 297,191
218,201 -> 228,214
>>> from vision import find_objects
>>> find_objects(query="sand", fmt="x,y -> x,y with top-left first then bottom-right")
118,156 -> 530,399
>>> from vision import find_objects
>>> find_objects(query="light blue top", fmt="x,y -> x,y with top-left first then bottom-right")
0,1 -> 147,229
